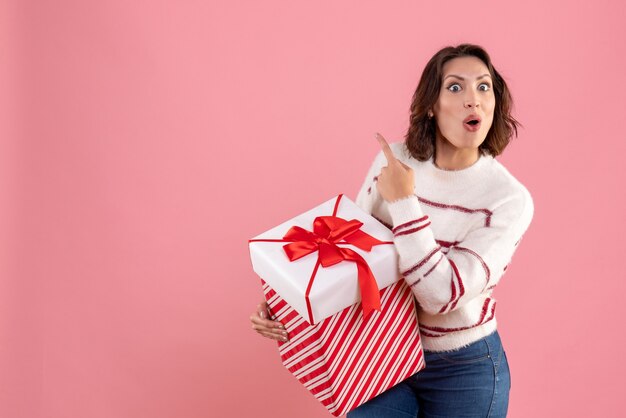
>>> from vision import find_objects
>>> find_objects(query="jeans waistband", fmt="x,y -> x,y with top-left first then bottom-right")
424,330 -> 502,355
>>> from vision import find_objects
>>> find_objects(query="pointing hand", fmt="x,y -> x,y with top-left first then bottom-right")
375,133 -> 415,203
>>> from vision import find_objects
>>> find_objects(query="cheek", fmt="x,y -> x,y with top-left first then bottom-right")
486,95 -> 496,114
435,116 -> 460,138
484,100 -> 496,129
436,103 -> 458,125
434,99 -> 456,127
435,95 -> 453,113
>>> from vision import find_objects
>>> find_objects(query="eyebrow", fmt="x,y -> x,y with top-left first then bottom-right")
443,74 -> 492,81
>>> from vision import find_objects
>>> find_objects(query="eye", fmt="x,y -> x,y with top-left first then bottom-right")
478,83 -> 491,92
447,83 -> 461,92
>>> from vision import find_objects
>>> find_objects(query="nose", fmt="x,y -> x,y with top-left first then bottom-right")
464,91 -> 480,109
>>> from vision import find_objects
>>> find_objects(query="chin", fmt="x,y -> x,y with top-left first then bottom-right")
451,137 -> 484,150
439,130 -> 486,150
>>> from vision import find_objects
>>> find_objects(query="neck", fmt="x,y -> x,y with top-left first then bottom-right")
434,138 -> 480,171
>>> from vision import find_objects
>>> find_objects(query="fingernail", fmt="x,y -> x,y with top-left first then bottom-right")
282,331 -> 288,336
260,311 -> 265,318
282,337 -> 288,342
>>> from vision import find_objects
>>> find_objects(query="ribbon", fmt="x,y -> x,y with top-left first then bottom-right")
249,194 -> 393,324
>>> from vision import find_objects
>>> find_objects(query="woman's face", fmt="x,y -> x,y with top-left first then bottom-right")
432,56 -> 496,152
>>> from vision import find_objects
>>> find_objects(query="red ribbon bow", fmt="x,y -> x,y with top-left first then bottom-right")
282,215 -> 386,322
249,194 -> 393,324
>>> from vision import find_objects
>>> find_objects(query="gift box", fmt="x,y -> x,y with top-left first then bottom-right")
248,194 -> 400,325
249,194 -> 425,416
262,278 -> 425,417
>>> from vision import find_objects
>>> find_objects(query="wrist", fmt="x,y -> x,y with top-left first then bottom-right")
386,194 -> 423,227
384,190 -> 415,203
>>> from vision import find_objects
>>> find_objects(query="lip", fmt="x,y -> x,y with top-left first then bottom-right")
463,114 -> 482,132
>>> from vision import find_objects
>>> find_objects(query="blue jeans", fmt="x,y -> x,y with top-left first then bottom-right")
347,330 -> 511,418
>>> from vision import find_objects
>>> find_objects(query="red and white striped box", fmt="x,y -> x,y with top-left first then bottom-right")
262,278 -> 425,417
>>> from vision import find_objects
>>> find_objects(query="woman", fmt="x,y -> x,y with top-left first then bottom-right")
250,43 -> 533,417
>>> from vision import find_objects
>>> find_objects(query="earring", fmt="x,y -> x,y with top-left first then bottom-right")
428,111 -> 433,119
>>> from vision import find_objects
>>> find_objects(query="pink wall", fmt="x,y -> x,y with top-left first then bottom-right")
2,1 -> 625,417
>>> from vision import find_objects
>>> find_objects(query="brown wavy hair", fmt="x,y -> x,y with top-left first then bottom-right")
405,43 -> 521,160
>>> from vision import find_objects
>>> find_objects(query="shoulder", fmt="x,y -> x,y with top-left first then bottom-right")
489,158 -> 533,206
486,158 -> 534,231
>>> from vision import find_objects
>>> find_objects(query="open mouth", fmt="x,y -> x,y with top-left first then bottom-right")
463,118 -> 482,132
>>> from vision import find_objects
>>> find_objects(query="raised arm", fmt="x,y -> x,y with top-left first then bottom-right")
358,134 -> 534,316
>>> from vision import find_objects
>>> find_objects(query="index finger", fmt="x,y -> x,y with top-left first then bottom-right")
375,132 -> 398,165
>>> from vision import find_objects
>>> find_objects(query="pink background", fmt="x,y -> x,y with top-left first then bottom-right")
2,1 -> 625,417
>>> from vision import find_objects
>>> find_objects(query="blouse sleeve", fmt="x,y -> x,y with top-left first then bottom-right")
385,187 -> 534,315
